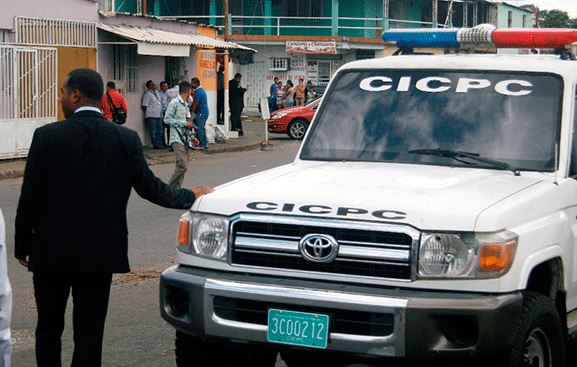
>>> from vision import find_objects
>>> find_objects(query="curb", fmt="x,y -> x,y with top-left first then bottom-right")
145,142 -> 262,165
0,142 -> 264,180
203,142 -> 262,155
0,168 -> 25,180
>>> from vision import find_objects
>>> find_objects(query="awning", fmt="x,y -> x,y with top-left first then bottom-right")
98,23 -> 256,57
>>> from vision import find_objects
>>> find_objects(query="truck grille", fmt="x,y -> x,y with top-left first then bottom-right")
213,296 -> 395,337
230,216 -> 416,280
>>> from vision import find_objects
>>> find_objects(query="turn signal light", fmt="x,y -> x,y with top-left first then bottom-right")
177,218 -> 190,246
478,240 -> 516,272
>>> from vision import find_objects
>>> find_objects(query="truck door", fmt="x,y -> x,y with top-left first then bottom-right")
568,86 -> 577,312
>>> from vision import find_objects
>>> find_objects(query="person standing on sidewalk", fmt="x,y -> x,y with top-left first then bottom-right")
217,66 -> 225,125
100,82 -> 128,124
141,80 -> 163,149
269,77 -> 278,112
165,81 -> 195,188
295,78 -> 306,106
14,69 -> 213,367
159,81 -> 171,147
229,73 -> 246,136
191,77 -> 209,150
284,80 -> 295,107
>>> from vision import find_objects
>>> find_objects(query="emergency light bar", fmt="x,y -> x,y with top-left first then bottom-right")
382,25 -> 577,49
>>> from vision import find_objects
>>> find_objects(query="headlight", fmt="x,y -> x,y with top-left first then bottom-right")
271,113 -> 288,120
178,212 -> 229,260
418,231 -> 517,279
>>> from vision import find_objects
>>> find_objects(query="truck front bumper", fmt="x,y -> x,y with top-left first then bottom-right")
160,265 -> 522,358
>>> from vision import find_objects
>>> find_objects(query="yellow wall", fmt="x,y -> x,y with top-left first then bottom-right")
195,25 -> 220,92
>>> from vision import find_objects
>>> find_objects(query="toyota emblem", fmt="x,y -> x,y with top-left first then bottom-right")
299,234 -> 339,263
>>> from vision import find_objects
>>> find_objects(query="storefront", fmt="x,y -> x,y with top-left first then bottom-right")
98,14 -> 254,144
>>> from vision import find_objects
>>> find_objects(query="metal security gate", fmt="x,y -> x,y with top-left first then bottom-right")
0,45 -> 57,159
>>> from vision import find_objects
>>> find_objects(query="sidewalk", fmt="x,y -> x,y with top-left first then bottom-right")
0,118 -> 267,180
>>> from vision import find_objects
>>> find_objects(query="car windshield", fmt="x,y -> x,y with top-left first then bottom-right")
300,70 -> 563,172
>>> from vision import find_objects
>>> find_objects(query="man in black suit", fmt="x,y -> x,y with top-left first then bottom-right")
14,68 -> 213,367
228,73 -> 247,136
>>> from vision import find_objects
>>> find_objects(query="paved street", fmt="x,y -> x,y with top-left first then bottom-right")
1,136 -> 300,367
1,135 -> 576,367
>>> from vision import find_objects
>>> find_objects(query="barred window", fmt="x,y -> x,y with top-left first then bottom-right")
112,45 -> 138,93
269,57 -> 290,71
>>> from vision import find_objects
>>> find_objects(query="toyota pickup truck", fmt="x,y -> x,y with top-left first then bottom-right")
160,27 -> 577,367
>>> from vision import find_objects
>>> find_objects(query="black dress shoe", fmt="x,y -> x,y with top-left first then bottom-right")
238,130 -> 244,136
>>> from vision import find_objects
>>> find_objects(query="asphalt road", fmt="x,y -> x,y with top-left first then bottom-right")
1,135 -> 576,367
1,135 -> 300,367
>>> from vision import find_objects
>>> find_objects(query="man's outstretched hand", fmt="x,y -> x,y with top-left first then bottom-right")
192,185 -> 214,198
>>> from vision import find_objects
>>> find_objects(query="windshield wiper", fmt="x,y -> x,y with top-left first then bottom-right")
408,148 -> 520,176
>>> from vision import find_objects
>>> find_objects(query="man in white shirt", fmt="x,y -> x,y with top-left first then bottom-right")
0,209 -> 11,367
141,80 -> 163,149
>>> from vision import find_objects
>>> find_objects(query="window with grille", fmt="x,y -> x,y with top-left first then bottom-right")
112,45 -> 138,93
269,58 -> 290,71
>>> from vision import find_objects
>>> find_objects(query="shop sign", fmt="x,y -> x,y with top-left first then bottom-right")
286,41 -> 337,55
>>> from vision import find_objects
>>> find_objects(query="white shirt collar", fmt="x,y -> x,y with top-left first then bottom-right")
74,106 -> 102,114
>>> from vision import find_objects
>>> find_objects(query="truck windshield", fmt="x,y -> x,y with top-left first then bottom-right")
300,70 -> 562,172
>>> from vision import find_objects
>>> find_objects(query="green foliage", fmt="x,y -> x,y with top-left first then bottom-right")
541,9 -> 571,28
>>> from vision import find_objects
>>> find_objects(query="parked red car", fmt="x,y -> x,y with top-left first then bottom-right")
268,98 -> 321,140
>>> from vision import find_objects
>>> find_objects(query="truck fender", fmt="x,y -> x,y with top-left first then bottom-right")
517,245 -> 564,290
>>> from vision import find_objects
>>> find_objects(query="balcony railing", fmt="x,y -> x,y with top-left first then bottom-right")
157,15 -> 443,38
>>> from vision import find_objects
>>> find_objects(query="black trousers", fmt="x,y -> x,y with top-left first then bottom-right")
230,107 -> 243,132
33,272 -> 113,367
217,90 -> 224,124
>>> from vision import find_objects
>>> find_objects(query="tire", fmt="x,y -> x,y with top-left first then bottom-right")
175,331 -> 277,367
499,292 -> 565,367
287,119 -> 309,140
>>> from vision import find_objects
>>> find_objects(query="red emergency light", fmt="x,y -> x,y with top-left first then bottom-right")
492,29 -> 577,49
383,25 -> 577,49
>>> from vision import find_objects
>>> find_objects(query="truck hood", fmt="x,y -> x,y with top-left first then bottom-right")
199,162 -> 543,231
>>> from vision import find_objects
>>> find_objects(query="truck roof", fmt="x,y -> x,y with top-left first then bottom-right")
341,55 -> 577,81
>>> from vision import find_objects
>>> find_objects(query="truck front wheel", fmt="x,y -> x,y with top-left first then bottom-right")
175,331 -> 277,367
502,292 -> 565,367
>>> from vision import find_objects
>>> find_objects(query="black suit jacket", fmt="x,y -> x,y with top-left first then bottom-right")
15,110 -> 196,273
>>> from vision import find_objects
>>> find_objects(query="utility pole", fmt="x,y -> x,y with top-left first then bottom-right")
432,0 -> 438,28
383,0 -> 390,30
464,0 -> 469,27
224,0 -> 229,39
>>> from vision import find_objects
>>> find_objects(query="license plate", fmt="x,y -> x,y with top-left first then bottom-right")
267,309 -> 329,349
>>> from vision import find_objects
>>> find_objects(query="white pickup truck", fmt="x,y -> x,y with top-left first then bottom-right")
161,27 -> 577,367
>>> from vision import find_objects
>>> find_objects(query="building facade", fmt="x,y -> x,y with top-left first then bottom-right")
97,13 -> 244,142
0,0 -> 99,159
151,0 -> 531,110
